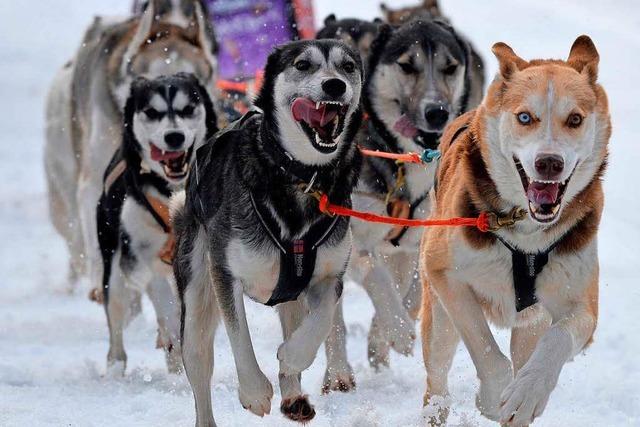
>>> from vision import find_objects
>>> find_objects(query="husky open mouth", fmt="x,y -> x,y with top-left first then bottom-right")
150,143 -> 193,180
291,98 -> 348,154
393,114 -> 440,150
514,157 -> 573,223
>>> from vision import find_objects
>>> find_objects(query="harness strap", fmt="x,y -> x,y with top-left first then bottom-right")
104,160 -> 127,194
249,191 -> 341,306
495,234 -> 562,312
145,194 -> 175,265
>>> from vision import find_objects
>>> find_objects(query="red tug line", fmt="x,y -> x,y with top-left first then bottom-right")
305,147 -> 501,233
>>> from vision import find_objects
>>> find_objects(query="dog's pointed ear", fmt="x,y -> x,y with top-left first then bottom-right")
373,17 -> 384,24
567,35 -> 599,85
324,14 -> 336,26
254,46 -> 284,111
191,1 -> 218,80
190,74 -> 219,138
492,42 -> 528,80
368,23 -> 393,70
121,1 -> 157,77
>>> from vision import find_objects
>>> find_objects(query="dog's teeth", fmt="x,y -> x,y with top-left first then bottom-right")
162,150 -> 166,156
551,204 -> 560,214
316,102 -> 320,109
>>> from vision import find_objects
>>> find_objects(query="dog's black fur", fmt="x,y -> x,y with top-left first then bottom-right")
98,72 -> 217,304
174,40 -> 363,311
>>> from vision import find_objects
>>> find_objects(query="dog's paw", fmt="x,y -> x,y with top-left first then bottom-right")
321,365 -> 356,394
88,287 -> 104,304
422,394 -> 450,427
280,395 -> 316,423
239,371 -> 273,417
499,364 -> 557,426
277,341 -> 315,376
387,314 -> 416,356
105,359 -> 126,378
476,357 -> 513,421
367,334 -> 390,371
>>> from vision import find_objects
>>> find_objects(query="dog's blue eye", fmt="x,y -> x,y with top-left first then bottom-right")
517,112 -> 532,125
398,61 -> 417,74
144,108 -> 162,120
295,60 -> 311,71
343,62 -> 355,73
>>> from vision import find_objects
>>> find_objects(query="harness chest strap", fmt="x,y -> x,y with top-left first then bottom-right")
145,194 -> 175,265
249,193 -> 341,306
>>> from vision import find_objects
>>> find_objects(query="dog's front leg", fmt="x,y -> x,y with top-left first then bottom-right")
277,301 -> 317,423
362,263 -> 416,364
500,279 -> 598,426
213,266 -> 273,417
431,272 -> 513,421
278,278 -> 343,377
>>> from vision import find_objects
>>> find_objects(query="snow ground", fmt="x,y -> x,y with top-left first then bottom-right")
1,0 -> 639,426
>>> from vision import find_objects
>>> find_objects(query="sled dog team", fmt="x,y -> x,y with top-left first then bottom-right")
45,0 -> 611,426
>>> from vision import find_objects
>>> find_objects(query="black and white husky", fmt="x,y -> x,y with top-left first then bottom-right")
97,73 -> 217,375
172,39 -> 362,425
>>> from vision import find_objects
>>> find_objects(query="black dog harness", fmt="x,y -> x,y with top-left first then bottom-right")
249,193 -> 341,306
496,235 -> 562,312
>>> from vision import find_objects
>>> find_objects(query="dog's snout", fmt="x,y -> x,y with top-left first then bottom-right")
164,131 -> 185,148
535,154 -> 565,179
322,78 -> 347,98
424,105 -> 450,130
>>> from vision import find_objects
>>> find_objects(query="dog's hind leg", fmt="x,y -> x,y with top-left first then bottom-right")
277,301 -> 316,423
322,297 -> 356,394
421,287 -> 459,426
147,276 -> 183,374
212,264 -> 273,417
181,266 -> 219,427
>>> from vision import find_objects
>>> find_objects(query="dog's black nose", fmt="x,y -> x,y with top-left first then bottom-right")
322,78 -> 347,98
535,154 -> 565,179
424,105 -> 450,130
164,131 -> 185,148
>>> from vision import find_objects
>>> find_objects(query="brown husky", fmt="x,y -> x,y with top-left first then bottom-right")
419,36 -> 610,426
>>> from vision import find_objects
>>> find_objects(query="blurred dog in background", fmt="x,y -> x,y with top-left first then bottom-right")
44,0 -> 218,297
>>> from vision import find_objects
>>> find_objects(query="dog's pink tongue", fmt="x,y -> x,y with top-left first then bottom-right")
393,115 -> 418,139
291,98 -> 337,128
150,144 -> 184,161
527,181 -> 560,205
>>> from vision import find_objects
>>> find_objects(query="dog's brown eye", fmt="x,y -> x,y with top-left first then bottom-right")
397,61 -> 416,74
443,64 -> 458,75
343,62 -> 355,73
144,108 -> 162,120
180,105 -> 195,117
567,113 -> 583,128
295,60 -> 311,71
517,112 -> 532,125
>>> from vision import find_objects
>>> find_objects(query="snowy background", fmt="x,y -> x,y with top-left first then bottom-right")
1,0 -> 639,425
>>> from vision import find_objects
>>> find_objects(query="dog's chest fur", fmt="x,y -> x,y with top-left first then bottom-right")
188,114 -> 357,305
449,231 -> 597,327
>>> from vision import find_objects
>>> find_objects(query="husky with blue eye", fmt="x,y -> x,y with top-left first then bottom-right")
172,39 -> 363,426
97,73 -> 217,375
